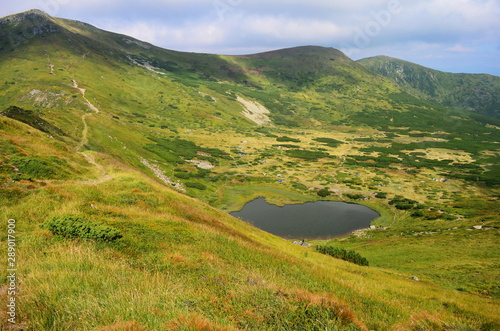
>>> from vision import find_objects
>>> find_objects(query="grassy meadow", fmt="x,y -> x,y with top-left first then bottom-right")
1,155 -> 499,330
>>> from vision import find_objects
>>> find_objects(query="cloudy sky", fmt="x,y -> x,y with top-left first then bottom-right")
1,0 -> 499,76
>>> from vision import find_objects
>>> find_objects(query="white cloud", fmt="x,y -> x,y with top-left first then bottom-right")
396,0 -> 500,37
242,15 -> 345,42
99,19 -> 227,51
447,44 -> 476,53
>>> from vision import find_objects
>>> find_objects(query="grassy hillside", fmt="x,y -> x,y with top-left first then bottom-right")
358,55 -> 500,119
0,9 -> 499,330
1,116 -> 499,330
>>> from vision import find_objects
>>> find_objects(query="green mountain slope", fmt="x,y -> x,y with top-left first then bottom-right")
358,55 -> 500,119
1,112 -> 499,330
0,10 -> 499,330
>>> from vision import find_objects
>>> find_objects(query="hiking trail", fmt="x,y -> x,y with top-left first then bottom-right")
72,80 -> 100,113
73,81 -> 111,184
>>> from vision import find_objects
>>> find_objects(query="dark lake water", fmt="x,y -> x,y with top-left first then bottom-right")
230,198 -> 379,239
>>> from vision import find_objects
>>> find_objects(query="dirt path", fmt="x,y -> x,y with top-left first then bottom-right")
44,41 -> 55,75
76,128 -> 112,185
76,113 -> 91,152
74,97 -> 111,184
78,152 -> 112,185
72,80 -> 100,113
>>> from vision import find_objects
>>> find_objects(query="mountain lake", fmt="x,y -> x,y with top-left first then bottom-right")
230,198 -> 380,239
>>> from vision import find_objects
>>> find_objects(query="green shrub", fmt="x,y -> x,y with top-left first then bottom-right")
344,194 -> 365,200
395,203 -> 414,210
276,136 -> 301,143
255,127 -> 277,137
442,214 -> 458,221
286,149 -> 330,160
411,211 -> 425,217
174,172 -> 191,179
10,156 -> 70,179
144,137 -> 230,165
273,144 -> 300,149
292,183 -> 308,191
185,182 -> 207,190
41,216 -> 122,242
271,114 -> 300,127
315,245 -> 369,266
317,188 -> 331,197
389,196 -> 419,209
313,137 -> 343,148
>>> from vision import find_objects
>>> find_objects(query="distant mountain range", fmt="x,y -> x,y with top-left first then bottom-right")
358,56 -> 500,119
1,9 -> 498,122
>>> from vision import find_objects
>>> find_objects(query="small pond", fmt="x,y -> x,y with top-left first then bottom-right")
230,198 -> 379,239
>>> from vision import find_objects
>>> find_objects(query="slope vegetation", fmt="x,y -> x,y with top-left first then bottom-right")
1,115 -> 498,330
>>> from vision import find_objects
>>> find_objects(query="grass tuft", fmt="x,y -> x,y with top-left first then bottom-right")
165,313 -> 238,331
96,320 -> 148,331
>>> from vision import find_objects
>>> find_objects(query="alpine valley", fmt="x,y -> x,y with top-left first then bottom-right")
0,9 -> 499,330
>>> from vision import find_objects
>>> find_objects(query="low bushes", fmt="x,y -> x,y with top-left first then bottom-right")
185,182 -> 207,190
344,193 -> 365,200
144,137 -> 230,165
315,245 -> 369,266
41,216 -> 122,242
389,196 -> 421,210
276,136 -> 301,143
286,149 -> 330,160
317,188 -> 331,197
313,137 -> 343,148
10,156 -> 70,180
292,183 -> 308,191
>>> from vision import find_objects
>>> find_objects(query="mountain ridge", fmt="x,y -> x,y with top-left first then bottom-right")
360,55 -> 499,77
358,55 -> 500,119
1,10 -> 497,73
3,9 -> 497,121
0,10 -> 500,118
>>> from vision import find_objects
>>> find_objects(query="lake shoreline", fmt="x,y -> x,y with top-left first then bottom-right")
231,197 -> 380,239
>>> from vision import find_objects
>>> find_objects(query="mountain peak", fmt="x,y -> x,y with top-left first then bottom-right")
0,9 -> 60,48
243,45 -> 349,61
0,9 -> 53,23
22,9 -> 51,17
